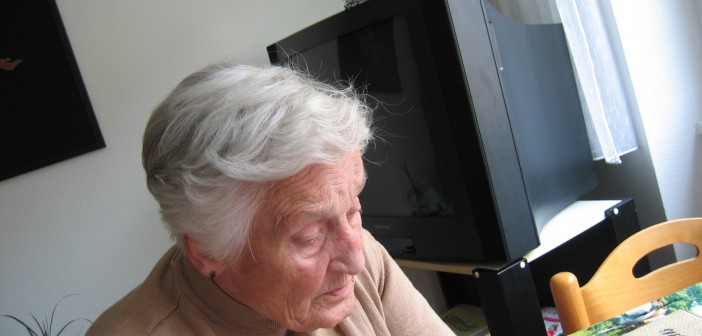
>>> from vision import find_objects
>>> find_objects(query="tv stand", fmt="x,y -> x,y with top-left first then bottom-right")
396,198 -> 645,335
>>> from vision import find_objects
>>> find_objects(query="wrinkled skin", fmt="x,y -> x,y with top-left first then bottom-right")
214,150 -> 367,331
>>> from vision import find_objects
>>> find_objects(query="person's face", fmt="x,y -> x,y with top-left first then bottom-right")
215,150 -> 367,332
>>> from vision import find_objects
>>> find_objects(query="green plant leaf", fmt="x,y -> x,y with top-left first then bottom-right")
2,315 -> 39,336
2,294 -> 91,336
56,318 -> 92,336
30,314 -> 46,336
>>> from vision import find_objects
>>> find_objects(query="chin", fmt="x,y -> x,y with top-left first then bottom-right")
290,296 -> 356,332
321,294 -> 357,327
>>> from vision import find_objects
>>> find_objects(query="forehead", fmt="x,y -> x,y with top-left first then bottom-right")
264,151 -> 365,224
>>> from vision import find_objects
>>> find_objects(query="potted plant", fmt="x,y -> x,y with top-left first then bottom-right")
2,294 -> 92,336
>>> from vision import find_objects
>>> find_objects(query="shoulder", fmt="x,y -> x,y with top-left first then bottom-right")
87,248 -> 182,336
357,229 -> 404,296
356,231 -> 456,335
360,229 -> 389,280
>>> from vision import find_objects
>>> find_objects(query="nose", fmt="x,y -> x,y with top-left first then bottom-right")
328,218 -> 365,275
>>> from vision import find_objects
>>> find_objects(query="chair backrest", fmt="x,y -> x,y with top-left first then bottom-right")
550,217 -> 702,334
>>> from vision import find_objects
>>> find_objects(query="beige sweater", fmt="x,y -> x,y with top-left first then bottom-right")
87,230 -> 455,335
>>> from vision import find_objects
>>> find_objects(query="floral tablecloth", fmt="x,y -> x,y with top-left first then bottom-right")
572,282 -> 702,335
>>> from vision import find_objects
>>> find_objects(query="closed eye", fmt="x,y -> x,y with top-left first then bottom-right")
347,208 -> 361,219
293,228 -> 327,250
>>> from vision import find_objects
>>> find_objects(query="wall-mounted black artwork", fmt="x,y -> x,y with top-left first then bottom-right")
0,1 -> 105,181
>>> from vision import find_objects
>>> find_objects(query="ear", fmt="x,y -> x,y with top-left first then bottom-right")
182,234 -> 223,278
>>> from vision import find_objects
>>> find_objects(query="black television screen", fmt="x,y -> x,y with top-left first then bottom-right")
268,0 -> 597,262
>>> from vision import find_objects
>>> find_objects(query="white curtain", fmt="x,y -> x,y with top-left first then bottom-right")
490,0 -> 639,164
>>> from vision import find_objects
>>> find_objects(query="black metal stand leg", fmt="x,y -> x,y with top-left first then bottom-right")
473,259 -> 545,336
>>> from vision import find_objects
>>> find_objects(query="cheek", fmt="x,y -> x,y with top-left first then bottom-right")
286,254 -> 330,296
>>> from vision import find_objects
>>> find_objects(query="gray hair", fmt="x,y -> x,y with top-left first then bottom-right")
142,61 -> 373,263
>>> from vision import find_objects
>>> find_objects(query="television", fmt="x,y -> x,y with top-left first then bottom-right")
268,0 -> 597,262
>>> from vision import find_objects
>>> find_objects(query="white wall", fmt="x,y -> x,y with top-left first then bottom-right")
610,0 -> 702,258
0,1 -> 344,333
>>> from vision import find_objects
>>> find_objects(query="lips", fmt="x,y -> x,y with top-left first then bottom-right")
325,276 -> 355,297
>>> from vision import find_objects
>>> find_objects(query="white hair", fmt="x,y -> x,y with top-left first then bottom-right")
142,61 -> 373,263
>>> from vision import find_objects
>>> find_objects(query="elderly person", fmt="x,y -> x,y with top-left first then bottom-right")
88,61 -> 455,335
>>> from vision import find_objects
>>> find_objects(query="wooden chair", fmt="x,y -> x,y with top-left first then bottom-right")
550,217 -> 702,334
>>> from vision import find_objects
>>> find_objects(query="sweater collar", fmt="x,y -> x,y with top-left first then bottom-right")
173,249 -> 289,335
